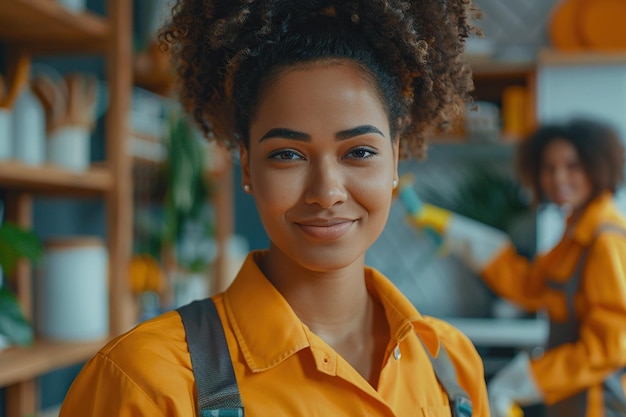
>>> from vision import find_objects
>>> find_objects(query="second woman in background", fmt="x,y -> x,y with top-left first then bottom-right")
417,117 -> 626,417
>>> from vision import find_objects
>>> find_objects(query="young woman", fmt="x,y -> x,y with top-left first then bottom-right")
415,118 -> 626,417
59,1 -> 489,416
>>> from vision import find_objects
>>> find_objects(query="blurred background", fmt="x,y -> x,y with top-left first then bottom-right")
1,0 -> 626,415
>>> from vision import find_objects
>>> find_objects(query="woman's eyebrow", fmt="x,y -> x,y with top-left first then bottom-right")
259,128 -> 310,142
259,124 -> 385,142
336,125 -> 385,140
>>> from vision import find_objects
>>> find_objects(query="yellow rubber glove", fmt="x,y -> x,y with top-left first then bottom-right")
509,404 -> 524,417
396,173 -> 453,235
406,203 -> 453,235
396,172 -> 511,271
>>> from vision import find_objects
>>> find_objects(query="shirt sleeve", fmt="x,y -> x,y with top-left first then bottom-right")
481,244 -> 551,313
531,232 -> 626,404
59,352 -> 167,417
59,312 -> 195,417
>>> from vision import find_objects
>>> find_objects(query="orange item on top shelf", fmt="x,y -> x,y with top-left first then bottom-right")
549,0 -> 626,52
578,0 -> 626,51
548,0 -> 586,51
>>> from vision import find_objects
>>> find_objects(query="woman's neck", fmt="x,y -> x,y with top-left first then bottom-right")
260,248 -> 370,328
259,248 -> 390,386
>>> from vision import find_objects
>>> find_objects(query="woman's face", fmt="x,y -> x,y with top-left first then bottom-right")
539,138 -> 593,212
241,61 -> 399,272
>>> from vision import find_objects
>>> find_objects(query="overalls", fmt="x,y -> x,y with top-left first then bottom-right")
178,298 -> 473,417
546,225 -> 626,417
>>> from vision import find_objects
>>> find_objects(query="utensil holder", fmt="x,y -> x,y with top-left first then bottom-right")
48,126 -> 90,171
13,88 -> 46,166
0,109 -> 12,160
37,237 -> 109,341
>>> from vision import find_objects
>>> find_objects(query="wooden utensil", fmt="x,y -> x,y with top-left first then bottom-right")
65,73 -> 83,126
31,73 -> 67,134
2,54 -> 30,109
82,73 -> 99,129
64,72 -> 99,129
0,74 -> 6,106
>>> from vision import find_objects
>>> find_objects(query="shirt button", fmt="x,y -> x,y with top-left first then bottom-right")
393,345 -> 401,360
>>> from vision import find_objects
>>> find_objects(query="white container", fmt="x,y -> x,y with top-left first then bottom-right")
37,237 -> 109,341
173,271 -> 209,308
0,109 -> 12,160
57,0 -> 86,12
13,89 -> 46,166
48,126 -> 91,171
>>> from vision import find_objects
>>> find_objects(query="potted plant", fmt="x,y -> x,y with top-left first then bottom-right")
131,112 -> 214,311
0,202 -> 43,349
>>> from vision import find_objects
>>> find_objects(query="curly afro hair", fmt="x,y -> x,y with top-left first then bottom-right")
159,0 -> 480,159
517,117 -> 625,204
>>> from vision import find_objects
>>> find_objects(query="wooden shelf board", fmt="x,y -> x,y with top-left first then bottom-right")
0,0 -> 110,53
538,49 -> 626,67
0,161 -> 113,194
133,68 -> 175,96
0,338 -> 107,387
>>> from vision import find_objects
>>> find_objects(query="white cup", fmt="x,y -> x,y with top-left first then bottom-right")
13,89 -> 46,166
0,109 -> 12,160
37,237 -> 109,341
48,126 -> 91,171
58,0 -> 86,12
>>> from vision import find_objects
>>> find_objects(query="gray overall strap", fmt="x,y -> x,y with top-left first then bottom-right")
546,223 -> 626,417
420,339 -> 473,417
177,298 -> 244,417
178,297 -> 469,417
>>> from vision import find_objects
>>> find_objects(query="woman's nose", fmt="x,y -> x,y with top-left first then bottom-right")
304,158 -> 348,208
552,166 -> 568,183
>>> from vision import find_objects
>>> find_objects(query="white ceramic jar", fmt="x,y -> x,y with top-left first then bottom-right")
37,237 -> 109,341
48,126 -> 91,172
0,108 -> 12,160
13,88 -> 46,166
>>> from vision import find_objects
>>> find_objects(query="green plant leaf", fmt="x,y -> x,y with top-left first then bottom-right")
0,222 -> 44,275
0,286 -> 34,346
163,114 -> 210,244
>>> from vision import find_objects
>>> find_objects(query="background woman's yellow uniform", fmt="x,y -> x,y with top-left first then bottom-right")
483,192 -> 626,416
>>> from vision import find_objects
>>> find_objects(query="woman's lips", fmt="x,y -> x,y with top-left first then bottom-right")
296,219 -> 355,240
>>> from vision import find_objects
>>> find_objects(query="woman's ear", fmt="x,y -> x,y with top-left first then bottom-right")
239,144 -> 251,188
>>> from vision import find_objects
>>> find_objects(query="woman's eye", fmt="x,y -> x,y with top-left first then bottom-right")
269,149 -> 304,160
346,147 -> 376,159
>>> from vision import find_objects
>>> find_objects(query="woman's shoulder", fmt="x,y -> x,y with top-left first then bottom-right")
420,315 -> 489,415
98,309 -> 189,369
421,316 -> 483,367
424,316 -> 484,380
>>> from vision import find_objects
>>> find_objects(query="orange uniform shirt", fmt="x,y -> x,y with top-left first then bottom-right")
60,251 -> 488,416
482,192 -> 626,415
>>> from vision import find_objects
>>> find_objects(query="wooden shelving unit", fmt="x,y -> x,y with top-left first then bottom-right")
0,339 -> 108,388
0,0 -> 110,54
0,162 -> 113,194
0,1 -> 135,416
429,56 -> 537,144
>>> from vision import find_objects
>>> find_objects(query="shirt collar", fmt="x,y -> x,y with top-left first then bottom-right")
569,192 -> 619,244
222,251 -> 441,372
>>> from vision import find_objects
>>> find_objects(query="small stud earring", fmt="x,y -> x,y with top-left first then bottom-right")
243,184 -> 251,193
392,179 -> 398,189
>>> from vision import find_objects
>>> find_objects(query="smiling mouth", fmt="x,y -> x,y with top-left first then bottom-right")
296,220 -> 355,240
